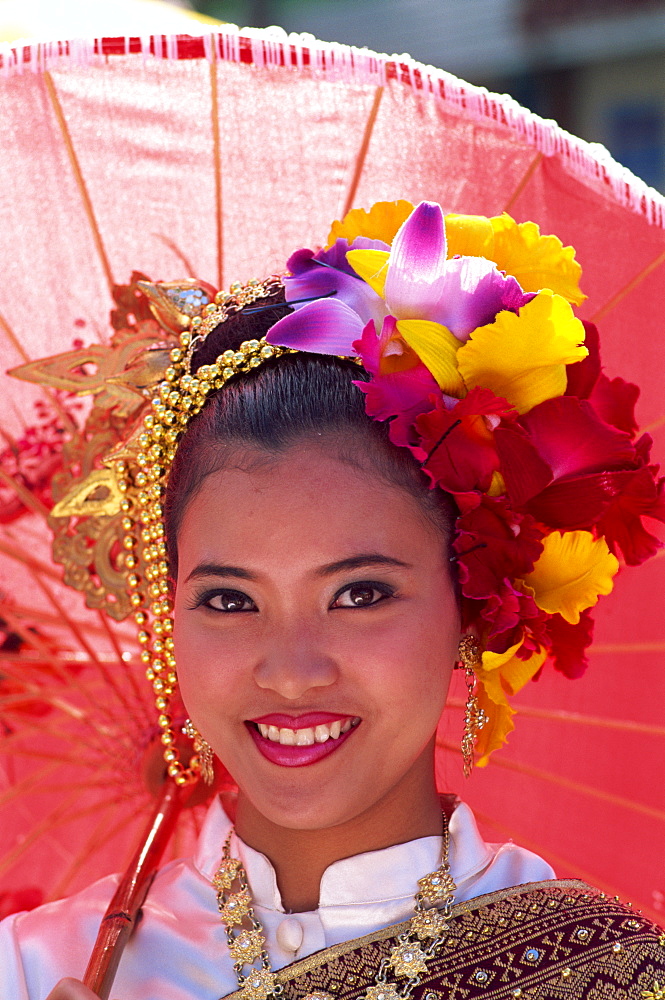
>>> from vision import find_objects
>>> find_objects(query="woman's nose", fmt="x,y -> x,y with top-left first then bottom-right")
253,627 -> 339,700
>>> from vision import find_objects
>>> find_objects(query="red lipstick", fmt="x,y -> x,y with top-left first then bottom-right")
245,715 -> 360,767
250,712 -> 354,728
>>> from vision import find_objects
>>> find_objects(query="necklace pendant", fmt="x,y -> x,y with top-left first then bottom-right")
229,928 -> 266,964
417,868 -> 456,906
410,908 -> 448,940
239,968 -> 279,1000
362,985 -> 403,1000
389,942 -> 428,978
221,888 -> 252,926
213,857 -> 243,892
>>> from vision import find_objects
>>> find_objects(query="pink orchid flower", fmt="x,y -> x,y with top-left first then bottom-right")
266,202 -> 531,364
347,201 -> 533,342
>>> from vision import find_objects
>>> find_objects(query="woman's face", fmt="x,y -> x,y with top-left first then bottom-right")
173,440 -> 460,833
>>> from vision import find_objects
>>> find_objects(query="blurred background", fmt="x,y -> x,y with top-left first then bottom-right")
190,0 -> 665,193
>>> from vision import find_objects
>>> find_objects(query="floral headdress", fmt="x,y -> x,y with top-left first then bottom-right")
10,199 -> 664,780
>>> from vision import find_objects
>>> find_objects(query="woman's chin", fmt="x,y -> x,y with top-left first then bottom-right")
232,767 -> 379,835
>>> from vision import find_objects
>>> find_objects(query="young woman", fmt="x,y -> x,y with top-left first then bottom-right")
1,200 -> 663,999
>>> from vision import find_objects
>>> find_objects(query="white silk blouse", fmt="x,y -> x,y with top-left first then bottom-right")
0,797 -> 555,1000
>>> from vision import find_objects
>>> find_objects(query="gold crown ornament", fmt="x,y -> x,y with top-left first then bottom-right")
11,272 -> 288,784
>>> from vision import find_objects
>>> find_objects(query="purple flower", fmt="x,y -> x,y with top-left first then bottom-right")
284,238 -> 388,327
348,202 -> 533,341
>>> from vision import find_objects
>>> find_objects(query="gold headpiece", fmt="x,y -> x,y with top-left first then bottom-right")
12,273 -> 288,784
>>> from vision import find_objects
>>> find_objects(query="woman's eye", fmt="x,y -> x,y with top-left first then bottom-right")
201,590 -> 257,613
332,584 -> 394,609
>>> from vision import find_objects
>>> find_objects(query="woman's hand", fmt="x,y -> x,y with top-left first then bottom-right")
45,979 -> 115,1000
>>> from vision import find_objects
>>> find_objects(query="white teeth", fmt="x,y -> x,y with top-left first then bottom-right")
257,718 -> 361,745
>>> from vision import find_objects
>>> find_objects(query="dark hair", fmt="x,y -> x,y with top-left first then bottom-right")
164,289 -> 457,577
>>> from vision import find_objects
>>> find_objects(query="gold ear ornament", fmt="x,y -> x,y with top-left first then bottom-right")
456,635 -> 488,778
183,720 -> 215,785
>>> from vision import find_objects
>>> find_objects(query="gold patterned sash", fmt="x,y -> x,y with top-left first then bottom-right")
223,880 -> 665,1000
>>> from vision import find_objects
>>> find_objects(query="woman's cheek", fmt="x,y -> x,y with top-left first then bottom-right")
173,616 -> 232,702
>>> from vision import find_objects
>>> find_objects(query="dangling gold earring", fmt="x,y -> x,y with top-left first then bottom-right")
183,719 -> 215,785
456,636 -> 488,778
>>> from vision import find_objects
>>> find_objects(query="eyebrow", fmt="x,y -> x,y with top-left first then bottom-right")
184,563 -> 256,584
314,554 -> 411,577
184,554 -> 410,585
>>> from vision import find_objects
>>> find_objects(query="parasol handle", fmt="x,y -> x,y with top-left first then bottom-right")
82,778 -> 194,1000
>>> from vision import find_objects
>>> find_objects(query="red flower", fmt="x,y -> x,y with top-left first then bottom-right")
494,394 -> 664,563
452,495 -> 544,600
566,321 -> 639,435
543,608 -> 594,679
480,578 -> 547,655
495,395 -> 637,507
353,319 -> 440,450
565,320 -> 601,399
415,387 -> 515,493
597,466 -> 665,565
589,374 -> 640,437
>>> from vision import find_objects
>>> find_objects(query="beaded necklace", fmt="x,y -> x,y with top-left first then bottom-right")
212,821 -> 457,1000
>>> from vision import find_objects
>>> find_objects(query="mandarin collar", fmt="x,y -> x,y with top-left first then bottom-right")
194,796 -> 493,912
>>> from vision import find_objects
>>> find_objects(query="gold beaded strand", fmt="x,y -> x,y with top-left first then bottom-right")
117,277 -> 289,785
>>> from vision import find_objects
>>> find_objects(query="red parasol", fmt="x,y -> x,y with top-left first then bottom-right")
0,26 -> 663,937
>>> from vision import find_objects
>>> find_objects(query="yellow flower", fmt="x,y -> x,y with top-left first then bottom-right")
523,530 -> 620,624
474,685 -> 516,766
395,319 -> 466,395
446,213 -> 586,305
474,641 -> 547,764
456,290 -> 587,414
345,247 -> 389,297
444,213 -> 495,259
326,199 -> 414,247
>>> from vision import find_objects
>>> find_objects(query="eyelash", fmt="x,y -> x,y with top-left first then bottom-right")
187,589 -> 256,613
331,581 -> 397,609
188,581 -> 397,613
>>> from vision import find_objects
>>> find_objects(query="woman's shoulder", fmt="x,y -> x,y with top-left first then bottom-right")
0,849 -> 208,999
0,873 -> 122,999
450,879 -> 665,997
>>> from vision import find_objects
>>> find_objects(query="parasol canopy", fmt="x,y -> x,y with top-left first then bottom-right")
0,25 -> 663,925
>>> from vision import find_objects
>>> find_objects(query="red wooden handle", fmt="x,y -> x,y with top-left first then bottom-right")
83,779 -> 193,999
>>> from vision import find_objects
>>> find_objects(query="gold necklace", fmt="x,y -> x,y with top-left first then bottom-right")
212,821 -> 457,1000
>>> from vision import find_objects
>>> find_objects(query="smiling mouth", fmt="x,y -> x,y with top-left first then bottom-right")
254,717 -> 360,745
245,714 -> 362,767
